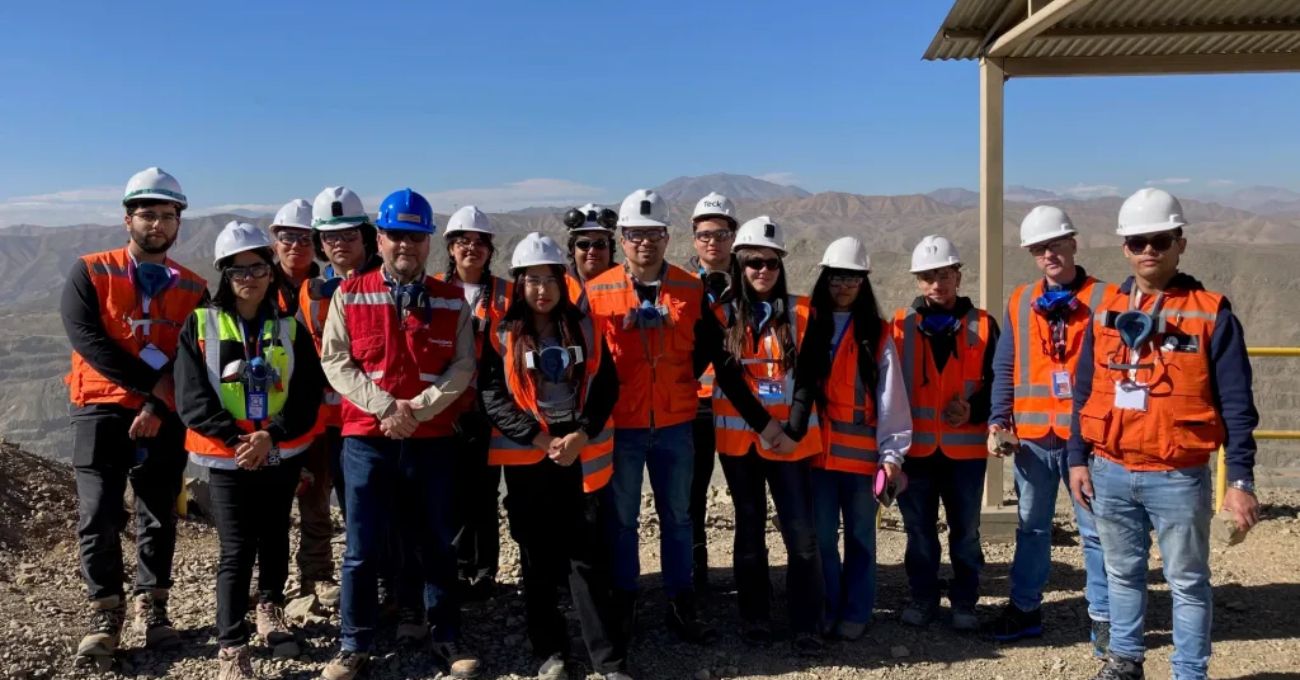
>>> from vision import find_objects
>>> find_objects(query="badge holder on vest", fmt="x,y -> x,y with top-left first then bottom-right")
221,320 -> 285,465
1034,288 -> 1080,398
1102,291 -> 1166,413
742,303 -> 791,407
129,261 -> 180,370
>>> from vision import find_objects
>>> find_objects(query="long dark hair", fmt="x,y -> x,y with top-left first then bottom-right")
213,247 -> 283,314
311,224 -> 378,263
724,248 -> 797,373
503,264 -> 588,386
809,266 -> 884,403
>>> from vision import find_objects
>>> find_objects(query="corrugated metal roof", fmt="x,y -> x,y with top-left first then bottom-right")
924,0 -> 1300,61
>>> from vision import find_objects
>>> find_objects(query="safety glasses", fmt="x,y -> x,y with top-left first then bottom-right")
224,263 -> 272,280
693,229 -> 734,244
574,239 -> 609,251
622,229 -> 667,244
320,230 -> 361,245
383,230 -> 429,244
274,230 -> 313,246
743,257 -> 782,272
1124,233 -> 1178,253
1028,237 -> 1073,257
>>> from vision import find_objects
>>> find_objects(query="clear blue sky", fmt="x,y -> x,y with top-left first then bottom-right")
2,0 -> 1299,224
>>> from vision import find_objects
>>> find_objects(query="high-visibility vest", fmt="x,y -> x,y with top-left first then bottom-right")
712,296 -> 822,461
337,269 -> 465,439
585,264 -> 704,430
1007,276 -> 1113,440
813,318 -> 894,475
893,306 -> 991,460
1077,284 -> 1226,471
184,307 -> 319,468
485,314 -> 614,492
67,248 -> 207,409
566,273 -> 591,314
299,276 -> 341,427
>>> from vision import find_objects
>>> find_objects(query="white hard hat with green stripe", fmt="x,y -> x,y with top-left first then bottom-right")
311,186 -> 370,231
123,167 -> 187,209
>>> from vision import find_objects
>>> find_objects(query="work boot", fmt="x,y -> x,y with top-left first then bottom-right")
255,601 -> 297,650
395,608 -> 428,645
434,640 -> 482,679
1092,656 -> 1144,680
951,605 -> 980,632
989,603 -> 1042,641
537,652 -> 568,680
900,601 -> 938,627
1091,619 -> 1111,659
76,595 -> 126,659
665,593 -> 717,644
217,645 -> 257,680
132,589 -> 180,649
321,651 -> 369,680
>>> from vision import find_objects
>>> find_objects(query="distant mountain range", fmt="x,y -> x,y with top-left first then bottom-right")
654,172 -> 812,203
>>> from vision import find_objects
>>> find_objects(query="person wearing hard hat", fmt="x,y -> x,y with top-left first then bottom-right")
174,221 -> 324,679
685,191 -> 738,594
987,206 -> 1115,649
1067,188 -> 1259,680
297,186 -> 384,610
319,188 -> 480,680
62,167 -> 208,663
478,232 -> 631,680
586,189 -> 779,646
269,199 -> 319,317
893,235 -> 1000,631
563,203 -> 619,284
786,236 -> 911,642
709,216 -> 828,654
437,205 -> 508,604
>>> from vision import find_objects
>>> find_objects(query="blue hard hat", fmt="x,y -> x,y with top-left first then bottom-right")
375,188 -> 435,233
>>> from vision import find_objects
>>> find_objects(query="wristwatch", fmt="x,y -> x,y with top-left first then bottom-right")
1229,479 -> 1257,495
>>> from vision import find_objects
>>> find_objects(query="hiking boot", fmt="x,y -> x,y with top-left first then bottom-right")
255,602 -> 296,649
951,605 -> 980,632
665,593 -> 717,644
792,633 -> 825,657
321,651 -> 369,680
1091,619 -> 1111,659
1092,656 -> 1144,680
76,596 -> 126,659
304,579 -> 341,609
395,608 -> 428,645
217,645 -> 257,680
833,620 -> 867,641
537,653 -> 568,680
900,601 -> 938,627
990,603 -> 1043,641
434,640 -> 482,679
132,589 -> 180,649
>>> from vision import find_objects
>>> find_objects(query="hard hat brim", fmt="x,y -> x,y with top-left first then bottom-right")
910,262 -> 960,274
692,213 -> 737,226
123,191 -> 187,210
443,226 -> 494,237
568,225 -> 616,234
733,243 -> 787,257
213,243 -> 271,269
313,217 -> 371,231
618,218 -> 670,229
271,223 -> 312,231
820,260 -> 869,272
1020,229 -> 1078,248
377,222 -> 435,234
1116,221 -> 1186,237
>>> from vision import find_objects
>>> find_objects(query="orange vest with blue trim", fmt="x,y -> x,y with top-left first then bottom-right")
813,318 -> 893,475
893,306 -> 991,460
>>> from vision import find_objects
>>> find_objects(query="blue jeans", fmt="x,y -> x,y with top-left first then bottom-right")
897,452 -> 986,608
811,467 -> 878,626
1009,437 -> 1109,620
340,436 -> 461,652
1090,455 -> 1213,680
607,422 -> 695,598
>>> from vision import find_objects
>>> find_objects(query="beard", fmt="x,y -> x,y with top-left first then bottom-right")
131,229 -> 176,254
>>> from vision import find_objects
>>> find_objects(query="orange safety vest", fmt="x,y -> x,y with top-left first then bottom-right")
337,269 -> 465,439
1007,276 -> 1113,440
566,273 -> 591,314
485,315 -> 614,492
713,296 -> 822,461
1076,284 -> 1226,471
299,276 -> 341,427
67,248 -> 208,409
893,306 -> 991,460
813,317 -> 894,475
585,264 -> 704,430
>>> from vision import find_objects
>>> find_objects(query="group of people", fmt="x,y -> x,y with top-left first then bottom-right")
60,166 -> 1262,680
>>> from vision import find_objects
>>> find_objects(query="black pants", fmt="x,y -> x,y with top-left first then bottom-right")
72,407 -> 187,601
296,430 -> 336,582
689,405 -> 716,582
208,457 -> 303,648
454,421 -> 501,585
718,448 -> 825,634
504,459 -> 626,674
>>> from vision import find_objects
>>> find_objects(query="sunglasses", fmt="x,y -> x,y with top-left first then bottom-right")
1027,238 -> 1073,257
320,230 -> 361,245
623,229 -> 667,244
224,263 -> 272,280
383,230 -> 430,244
274,230 -> 313,246
829,274 -> 864,287
1124,233 -> 1178,253
743,257 -> 782,272
694,229 -> 734,244
574,239 -> 609,251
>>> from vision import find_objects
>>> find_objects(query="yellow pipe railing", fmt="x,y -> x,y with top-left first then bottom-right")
1214,347 -> 1300,511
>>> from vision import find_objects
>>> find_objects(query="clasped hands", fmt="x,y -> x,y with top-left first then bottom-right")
533,430 -> 589,466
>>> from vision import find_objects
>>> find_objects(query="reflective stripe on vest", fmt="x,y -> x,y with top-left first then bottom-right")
896,306 -> 988,459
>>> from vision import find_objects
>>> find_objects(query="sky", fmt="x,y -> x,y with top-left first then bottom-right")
2,0 -> 1299,226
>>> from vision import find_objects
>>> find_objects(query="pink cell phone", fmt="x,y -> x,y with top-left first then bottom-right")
874,467 -> 907,507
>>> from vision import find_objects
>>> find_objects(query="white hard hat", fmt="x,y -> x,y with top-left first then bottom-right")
271,199 -> 313,231
311,186 -> 369,231
214,221 -> 273,268
1019,205 -> 1077,247
732,215 -> 786,255
910,235 -> 961,273
510,232 -> 567,272
123,167 -> 187,209
616,189 -> 670,228
564,203 -> 617,233
820,236 -> 870,271
1117,188 -> 1187,237
692,192 -> 737,226
446,205 -> 495,237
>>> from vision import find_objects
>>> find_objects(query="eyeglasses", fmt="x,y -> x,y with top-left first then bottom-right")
523,275 -> 560,288
131,211 -> 179,226
694,229 -> 734,244
1028,238 -> 1074,257
451,236 -> 488,249
743,257 -> 782,272
917,268 -> 958,284
574,239 -> 609,251
320,230 -> 361,245
224,263 -> 272,280
829,274 -> 864,287
1124,233 -> 1177,253
274,230 -> 313,246
623,229 -> 667,244
383,230 -> 429,244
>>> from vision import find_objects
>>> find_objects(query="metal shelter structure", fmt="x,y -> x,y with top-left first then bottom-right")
923,0 -> 1300,538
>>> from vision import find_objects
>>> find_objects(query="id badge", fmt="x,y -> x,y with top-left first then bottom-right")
1114,380 -> 1149,412
246,390 -> 268,421
1051,370 -> 1073,399
756,378 -> 785,403
139,343 -> 169,370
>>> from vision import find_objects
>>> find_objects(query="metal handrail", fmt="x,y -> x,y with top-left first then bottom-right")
1215,347 -> 1300,511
